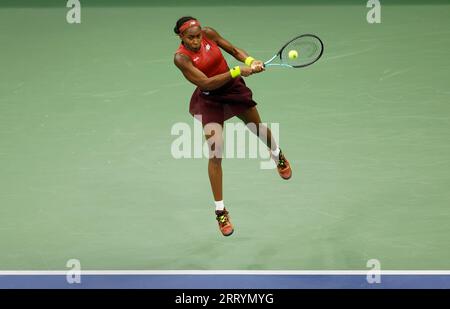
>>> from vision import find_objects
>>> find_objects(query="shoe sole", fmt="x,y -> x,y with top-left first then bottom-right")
279,170 -> 292,180
222,229 -> 234,237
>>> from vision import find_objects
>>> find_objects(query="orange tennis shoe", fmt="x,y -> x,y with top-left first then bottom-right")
273,149 -> 292,180
215,208 -> 234,237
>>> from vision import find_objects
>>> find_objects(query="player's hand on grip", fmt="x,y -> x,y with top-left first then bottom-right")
240,66 -> 254,77
251,60 -> 265,73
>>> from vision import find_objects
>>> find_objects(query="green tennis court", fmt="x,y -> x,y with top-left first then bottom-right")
0,0 -> 449,270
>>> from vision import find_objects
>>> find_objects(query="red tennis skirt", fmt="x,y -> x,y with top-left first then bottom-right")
189,77 -> 257,126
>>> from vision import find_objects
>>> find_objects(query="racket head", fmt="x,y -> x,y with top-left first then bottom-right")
276,34 -> 324,68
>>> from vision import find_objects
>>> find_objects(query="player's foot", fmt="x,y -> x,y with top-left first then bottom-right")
215,208 -> 234,237
272,149 -> 292,180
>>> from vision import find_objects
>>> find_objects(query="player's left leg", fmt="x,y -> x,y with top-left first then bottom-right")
236,106 -> 292,180
236,106 -> 276,151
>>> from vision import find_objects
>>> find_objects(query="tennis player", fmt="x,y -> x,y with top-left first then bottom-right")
173,16 -> 292,236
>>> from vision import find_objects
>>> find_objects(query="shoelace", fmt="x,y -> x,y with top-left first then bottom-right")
278,154 -> 286,168
217,213 -> 229,225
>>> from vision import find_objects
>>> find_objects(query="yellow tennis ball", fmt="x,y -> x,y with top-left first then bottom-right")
288,50 -> 298,59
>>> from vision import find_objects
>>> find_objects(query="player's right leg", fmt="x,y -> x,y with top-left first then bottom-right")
204,122 -> 234,236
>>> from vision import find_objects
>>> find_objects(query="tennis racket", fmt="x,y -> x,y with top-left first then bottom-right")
264,34 -> 324,68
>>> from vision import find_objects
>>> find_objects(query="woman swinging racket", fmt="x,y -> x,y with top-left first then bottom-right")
173,16 -> 292,237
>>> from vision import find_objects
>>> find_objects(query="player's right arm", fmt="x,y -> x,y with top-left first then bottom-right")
174,53 -> 253,91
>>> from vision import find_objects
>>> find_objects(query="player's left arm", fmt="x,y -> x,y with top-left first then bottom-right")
203,27 -> 264,72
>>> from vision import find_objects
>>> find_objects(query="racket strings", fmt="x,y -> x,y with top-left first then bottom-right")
281,36 -> 323,67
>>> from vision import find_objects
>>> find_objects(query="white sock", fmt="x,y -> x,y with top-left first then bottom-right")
271,146 -> 280,159
214,200 -> 225,211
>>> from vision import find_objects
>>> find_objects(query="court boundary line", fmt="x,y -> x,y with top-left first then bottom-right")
1,270 -> 450,275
